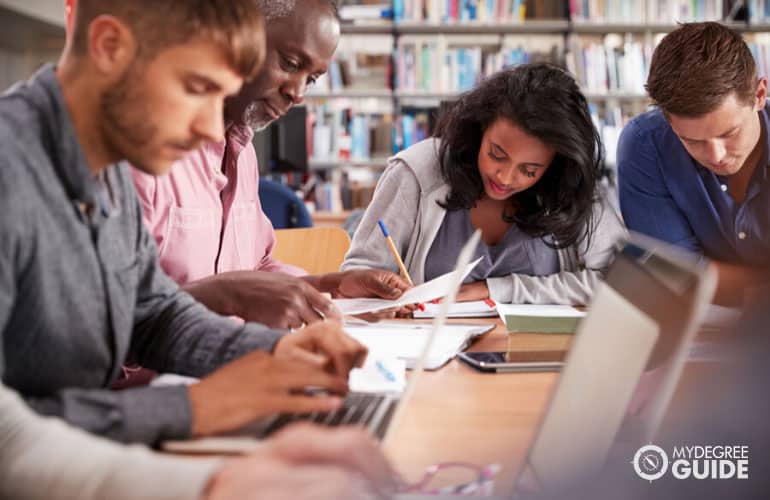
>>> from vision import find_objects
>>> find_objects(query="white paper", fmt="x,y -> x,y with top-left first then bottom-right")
349,356 -> 406,393
413,299 -> 497,318
344,320 -> 493,370
334,257 -> 483,315
496,304 -> 586,323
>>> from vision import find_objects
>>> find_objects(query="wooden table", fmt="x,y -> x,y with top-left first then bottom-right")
382,318 -> 573,495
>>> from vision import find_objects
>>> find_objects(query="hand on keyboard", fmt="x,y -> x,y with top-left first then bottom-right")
188,350 -> 349,437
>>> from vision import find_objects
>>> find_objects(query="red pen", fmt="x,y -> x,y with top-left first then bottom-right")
484,297 -> 496,308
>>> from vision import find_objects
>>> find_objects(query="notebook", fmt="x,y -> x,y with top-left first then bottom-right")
497,304 -> 586,334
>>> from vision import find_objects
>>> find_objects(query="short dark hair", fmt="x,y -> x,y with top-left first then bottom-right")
434,63 -> 602,250
646,22 -> 757,117
72,0 -> 265,80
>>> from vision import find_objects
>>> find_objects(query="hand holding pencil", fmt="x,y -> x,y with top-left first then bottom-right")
377,220 -> 424,312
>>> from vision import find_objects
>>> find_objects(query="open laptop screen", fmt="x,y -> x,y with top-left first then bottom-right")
604,241 -> 701,370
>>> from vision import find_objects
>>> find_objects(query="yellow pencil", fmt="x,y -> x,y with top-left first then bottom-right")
377,219 -> 414,285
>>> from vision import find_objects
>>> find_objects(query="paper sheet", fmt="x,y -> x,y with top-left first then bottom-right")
413,299 -> 498,318
333,257 -> 483,315
349,356 -> 406,393
344,320 -> 493,369
495,304 -> 586,319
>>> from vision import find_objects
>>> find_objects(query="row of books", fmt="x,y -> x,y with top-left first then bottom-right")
262,169 -> 380,212
749,0 -> 770,22
748,34 -> 770,82
569,33 -> 770,95
393,0 -> 565,23
567,34 -> 653,94
395,35 -> 561,92
570,0 -> 724,23
307,104 -> 439,161
304,99 -> 641,172
309,103 -> 394,162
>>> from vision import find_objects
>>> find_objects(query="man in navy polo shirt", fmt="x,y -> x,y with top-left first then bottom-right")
618,22 -> 770,305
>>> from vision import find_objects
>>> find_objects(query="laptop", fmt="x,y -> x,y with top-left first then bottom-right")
163,229 -> 484,452
399,233 -> 717,499
254,229 -> 484,441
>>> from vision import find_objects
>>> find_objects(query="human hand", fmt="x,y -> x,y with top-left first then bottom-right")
456,281 -> 490,302
322,269 -> 417,321
188,350 -> 348,437
184,271 -> 342,329
327,269 -> 412,300
273,320 -> 368,377
205,424 -> 399,500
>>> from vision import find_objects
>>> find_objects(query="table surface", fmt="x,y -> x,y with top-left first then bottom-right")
382,318 -> 573,495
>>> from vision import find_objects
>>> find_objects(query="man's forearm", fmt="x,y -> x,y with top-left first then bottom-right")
302,273 -> 342,295
182,276 -> 232,316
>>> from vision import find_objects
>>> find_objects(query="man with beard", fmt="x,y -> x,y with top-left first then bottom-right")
0,0 -> 373,447
131,0 -> 413,330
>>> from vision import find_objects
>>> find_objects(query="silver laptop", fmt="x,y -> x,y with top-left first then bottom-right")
400,233 -> 717,499
255,229 -> 484,441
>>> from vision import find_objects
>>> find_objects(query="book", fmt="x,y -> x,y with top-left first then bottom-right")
497,304 -> 586,334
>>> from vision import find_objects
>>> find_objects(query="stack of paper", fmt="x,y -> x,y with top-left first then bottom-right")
413,299 -> 497,319
497,304 -> 586,334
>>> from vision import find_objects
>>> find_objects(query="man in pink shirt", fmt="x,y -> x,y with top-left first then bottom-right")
132,0 -> 410,329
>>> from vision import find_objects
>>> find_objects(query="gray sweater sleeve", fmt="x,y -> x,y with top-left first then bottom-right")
487,190 -> 628,305
0,384 -> 219,500
342,160 -> 422,273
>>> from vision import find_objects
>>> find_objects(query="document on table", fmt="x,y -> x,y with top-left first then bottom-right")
413,299 -> 498,319
349,356 -> 406,393
333,258 -> 483,316
497,304 -> 586,334
344,320 -> 494,370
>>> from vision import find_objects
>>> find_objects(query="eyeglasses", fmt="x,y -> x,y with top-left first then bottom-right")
399,462 -> 501,496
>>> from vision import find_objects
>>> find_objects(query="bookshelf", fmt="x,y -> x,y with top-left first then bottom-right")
266,0 -> 767,216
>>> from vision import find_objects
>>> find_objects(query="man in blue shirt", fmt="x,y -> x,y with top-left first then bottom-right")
618,22 -> 770,305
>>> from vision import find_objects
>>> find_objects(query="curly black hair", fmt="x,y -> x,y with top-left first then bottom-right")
433,63 -> 602,250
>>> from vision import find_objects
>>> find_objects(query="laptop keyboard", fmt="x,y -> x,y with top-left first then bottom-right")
260,392 -> 399,439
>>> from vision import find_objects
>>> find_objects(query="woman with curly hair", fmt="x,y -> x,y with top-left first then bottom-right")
342,63 -> 626,305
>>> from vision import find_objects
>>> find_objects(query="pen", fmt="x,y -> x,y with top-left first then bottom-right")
484,297 -> 496,309
377,219 -> 425,311
375,360 -> 396,382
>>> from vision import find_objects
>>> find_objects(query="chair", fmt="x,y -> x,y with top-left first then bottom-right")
258,178 -> 313,229
272,227 -> 351,274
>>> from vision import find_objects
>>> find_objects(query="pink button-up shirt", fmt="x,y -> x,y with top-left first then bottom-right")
131,124 -> 305,285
